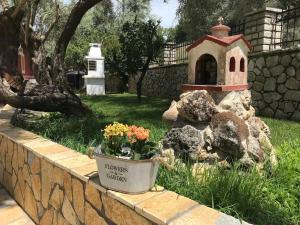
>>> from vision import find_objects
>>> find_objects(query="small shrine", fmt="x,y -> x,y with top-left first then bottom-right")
183,17 -> 251,92
83,43 -> 105,95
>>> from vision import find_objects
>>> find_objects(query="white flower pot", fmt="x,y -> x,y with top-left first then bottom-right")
94,152 -> 160,194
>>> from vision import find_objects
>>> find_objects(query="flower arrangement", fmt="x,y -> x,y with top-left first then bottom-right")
100,122 -> 159,160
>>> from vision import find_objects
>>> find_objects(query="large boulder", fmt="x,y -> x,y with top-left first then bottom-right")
210,112 -> 249,158
161,90 -> 277,171
162,125 -> 205,160
177,90 -> 218,123
162,100 -> 178,123
218,90 -> 255,120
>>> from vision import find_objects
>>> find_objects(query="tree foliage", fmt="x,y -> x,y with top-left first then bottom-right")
175,0 -> 292,41
106,19 -> 164,100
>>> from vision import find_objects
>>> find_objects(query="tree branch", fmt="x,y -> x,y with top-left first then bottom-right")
42,2 -> 60,43
54,0 -> 103,59
30,0 -> 40,26
11,0 -> 29,18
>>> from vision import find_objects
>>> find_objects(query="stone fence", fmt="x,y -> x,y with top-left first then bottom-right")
129,64 -> 188,100
0,105 -> 250,225
129,48 -> 300,121
248,48 -> 300,120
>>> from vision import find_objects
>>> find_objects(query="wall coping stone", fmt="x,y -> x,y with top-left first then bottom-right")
0,105 -> 251,225
249,47 -> 300,58
245,7 -> 282,17
149,63 -> 188,70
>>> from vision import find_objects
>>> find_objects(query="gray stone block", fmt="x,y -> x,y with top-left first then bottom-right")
264,78 -> 276,91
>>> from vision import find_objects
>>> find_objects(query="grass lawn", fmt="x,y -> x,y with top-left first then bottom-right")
17,94 -> 300,225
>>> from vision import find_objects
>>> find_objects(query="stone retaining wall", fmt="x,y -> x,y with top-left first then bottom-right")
248,49 -> 300,120
0,106 -> 250,225
129,64 -> 188,100
130,49 -> 300,121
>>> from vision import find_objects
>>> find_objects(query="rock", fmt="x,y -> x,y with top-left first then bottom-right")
85,202 -> 108,225
103,195 -> 153,225
49,184 -> 63,210
270,102 -> 278,110
263,68 -> 271,77
31,174 -> 41,201
278,84 -> 287,94
62,195 -> 79,225
251,91 -> 262,100
256,75 -> 265,82
248,72 -> 255,82
248,60 -> 255,71
270,65 -> 284,76
247,136 -> 264,162
41,159 -> 53,209
286,66 -> 296,77
40,209 -> 54,225
284,91 -> 300,101
275,110 -> 288,119
261,107 -> 274,117
218,90 -> 254,120
28,152 -> 40,174
210,112 -> 249,158
162,125 -> 205,159
253,68 -> 261,76
291,111 -> 300,120
72,178 -> 85,223
266,55 -> 278,67
248,117 -> 270,138
239,153 -> 255,168
277,73 -> 287,83
253,81 -> 264,92
263,92 -> 282,103
14,181 -> 24,208
264,78 -> 276,91
284,102 -> 295,113
24,184 -> 39,223
285,77 -> 299,90
85,183 -> 102,210
296,70 -> 300,80
281,55 -> 291,66
177,90 -> 218,122
162,100 -> 178,123
256,57 -> 265,69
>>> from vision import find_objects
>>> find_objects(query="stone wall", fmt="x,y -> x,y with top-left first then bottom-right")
129,64 -> 188,100
131,48 -> 300,121
248,49 -> 300,120
0,106 -> 251,225
243,7 -> 282,53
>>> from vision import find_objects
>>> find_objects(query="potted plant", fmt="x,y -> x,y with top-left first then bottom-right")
89,122 -> 166,194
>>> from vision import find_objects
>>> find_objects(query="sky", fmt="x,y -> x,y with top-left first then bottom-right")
150,0 -> 179,28
64,0 -> 179,28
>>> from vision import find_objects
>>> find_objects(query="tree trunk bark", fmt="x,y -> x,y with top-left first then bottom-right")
0,1 -> 102,117
0,79 -> 91,116
136,58 -> 151,102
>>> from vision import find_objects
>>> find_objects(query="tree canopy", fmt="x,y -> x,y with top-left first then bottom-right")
175,0 -> 296,41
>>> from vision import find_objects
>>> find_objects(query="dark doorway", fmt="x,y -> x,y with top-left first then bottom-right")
195,54 -> 217,85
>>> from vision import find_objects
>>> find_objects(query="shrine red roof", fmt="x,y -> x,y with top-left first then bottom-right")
186,34 -> 252,52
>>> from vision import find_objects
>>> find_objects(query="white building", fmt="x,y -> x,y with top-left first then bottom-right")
83,43 -> 105,95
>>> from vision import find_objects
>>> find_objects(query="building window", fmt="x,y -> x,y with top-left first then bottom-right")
88,61 -> 97,71
229,57 -> 235,72
240,58 -> 245,72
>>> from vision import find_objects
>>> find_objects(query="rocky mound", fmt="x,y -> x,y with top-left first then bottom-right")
162,90 -> 277,170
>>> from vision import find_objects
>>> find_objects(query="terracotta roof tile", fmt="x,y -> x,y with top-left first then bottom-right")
186,34 -> 252,52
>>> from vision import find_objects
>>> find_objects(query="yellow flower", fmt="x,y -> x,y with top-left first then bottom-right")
103,122 -> 129,139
